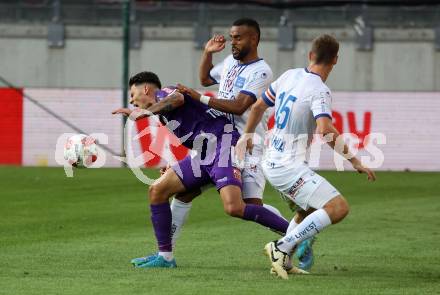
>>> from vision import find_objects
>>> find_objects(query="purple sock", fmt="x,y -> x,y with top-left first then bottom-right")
243,204 -> 288,234
150,203 -> 172,252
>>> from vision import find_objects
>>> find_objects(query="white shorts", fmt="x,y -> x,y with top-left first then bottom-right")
239,150 -> 266,200
262,162 -> 340,210
241,163 -> 266,199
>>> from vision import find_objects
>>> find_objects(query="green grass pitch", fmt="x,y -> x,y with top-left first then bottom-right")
1,167 -> 439,295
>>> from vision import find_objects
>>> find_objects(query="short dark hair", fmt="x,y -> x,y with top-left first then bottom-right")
311,34 -> 339,65
129,71 -> 162,89
233,18 -> 260,44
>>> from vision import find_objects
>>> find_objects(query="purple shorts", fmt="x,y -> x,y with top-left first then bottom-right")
172,143 -> 242,192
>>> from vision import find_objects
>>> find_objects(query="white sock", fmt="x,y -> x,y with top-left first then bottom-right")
158,251 -> 174,261
170,198 -> 192,248
263,204 -> 288,222
286,218 -> 299,234
277,209 -> 331,254
284,217 -> 299,268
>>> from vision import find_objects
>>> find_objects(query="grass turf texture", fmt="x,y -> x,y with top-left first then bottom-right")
0,167 -> 439,295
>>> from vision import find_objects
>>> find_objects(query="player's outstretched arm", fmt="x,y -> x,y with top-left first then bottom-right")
177,84 -> 254,115
316,117 -> 376,181
199,35 -> 225,86
236,98 -> 269,160
112,108 -> 152,121
111,91 -> 184,120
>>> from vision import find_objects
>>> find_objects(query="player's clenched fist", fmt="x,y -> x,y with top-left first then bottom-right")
205,34 -> 226,53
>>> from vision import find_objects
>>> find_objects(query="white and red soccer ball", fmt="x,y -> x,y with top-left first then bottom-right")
63,134 -> 98,167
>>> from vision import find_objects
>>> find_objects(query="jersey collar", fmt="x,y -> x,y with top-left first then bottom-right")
304,67 -> 322,79
238,58 -> 263,66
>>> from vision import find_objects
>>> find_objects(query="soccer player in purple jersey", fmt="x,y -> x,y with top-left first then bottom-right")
112,71 -> 289,268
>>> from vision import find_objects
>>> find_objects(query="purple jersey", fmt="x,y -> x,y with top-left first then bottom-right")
155,87 -> 242,191
156,87 -> 240,149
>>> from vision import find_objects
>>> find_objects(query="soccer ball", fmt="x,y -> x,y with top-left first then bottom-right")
63,134 -> 98,167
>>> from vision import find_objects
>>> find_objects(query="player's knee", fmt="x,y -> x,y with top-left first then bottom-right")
224,203 -> 244,218
338,197 -> 350,220
324,195 -> 349,224
148,184 -> 167,203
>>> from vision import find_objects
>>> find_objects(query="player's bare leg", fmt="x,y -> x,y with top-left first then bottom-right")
148,168 -> 186,204
322,195 -> 349,224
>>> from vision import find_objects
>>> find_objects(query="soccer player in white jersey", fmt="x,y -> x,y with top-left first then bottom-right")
168,18 -> 292,251
237,34 -> 376,279
185,18 -> 274,206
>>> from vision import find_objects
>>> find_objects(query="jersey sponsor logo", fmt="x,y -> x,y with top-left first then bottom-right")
218,90 -> 229,99
271,135 -> 285,152
205,108 -> 235,128
234,76 -> 245,88
287,177 -> 305,199
223,64 -> 242,93
294,221 -> 319,240
206,108 -> 225,119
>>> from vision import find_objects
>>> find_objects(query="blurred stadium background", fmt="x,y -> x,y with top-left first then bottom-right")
1,1 -> 440,295
0,0 -> 439,170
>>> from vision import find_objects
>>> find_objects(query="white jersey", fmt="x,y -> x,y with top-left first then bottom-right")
261,67 -> 333,171
210,54 -> 273,155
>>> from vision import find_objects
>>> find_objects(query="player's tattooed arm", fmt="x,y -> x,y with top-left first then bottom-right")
177,84 -> 253,115
207,92 -> 255,115
146,91 -> 184,115
112,91 -> 184,120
